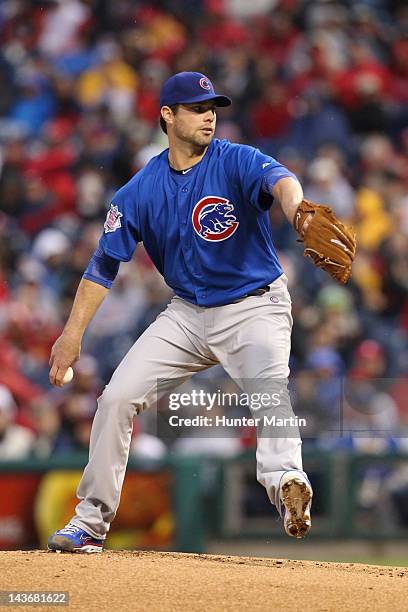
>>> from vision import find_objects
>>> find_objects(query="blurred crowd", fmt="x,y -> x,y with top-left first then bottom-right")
0,0 -> 408,462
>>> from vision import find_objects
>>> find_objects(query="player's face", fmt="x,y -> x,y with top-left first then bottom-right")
172,102 -> 217,147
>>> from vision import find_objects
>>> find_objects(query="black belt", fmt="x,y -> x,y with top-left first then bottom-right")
232,285 -> 270,304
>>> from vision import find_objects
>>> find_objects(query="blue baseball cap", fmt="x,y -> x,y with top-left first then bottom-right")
160,72 -> 232,108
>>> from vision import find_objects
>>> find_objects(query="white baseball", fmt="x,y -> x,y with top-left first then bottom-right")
62,367 -> 74,384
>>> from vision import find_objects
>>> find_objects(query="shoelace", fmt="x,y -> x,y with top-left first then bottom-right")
60,524 -> 81,535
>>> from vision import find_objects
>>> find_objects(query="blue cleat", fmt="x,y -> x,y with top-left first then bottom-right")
48,523 -> 104,553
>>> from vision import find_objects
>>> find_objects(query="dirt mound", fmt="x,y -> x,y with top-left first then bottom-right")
1,551 -> 406,611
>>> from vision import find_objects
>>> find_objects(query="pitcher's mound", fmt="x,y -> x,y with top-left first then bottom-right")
1,550 -> 406,611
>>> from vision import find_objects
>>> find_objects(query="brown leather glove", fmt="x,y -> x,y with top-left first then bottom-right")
294,199 -> 356,284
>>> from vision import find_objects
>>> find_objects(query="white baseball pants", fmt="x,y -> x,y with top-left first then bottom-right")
71,274 -> 307,538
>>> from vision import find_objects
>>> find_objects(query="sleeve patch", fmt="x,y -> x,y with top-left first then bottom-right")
104,204 -> 123,233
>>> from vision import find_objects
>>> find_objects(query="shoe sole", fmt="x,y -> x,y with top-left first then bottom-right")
48,546 -> 103,553
281,478 -> 312,539
48,537 -> 103,554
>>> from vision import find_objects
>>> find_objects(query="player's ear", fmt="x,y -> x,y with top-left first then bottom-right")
161,106 -> 174,130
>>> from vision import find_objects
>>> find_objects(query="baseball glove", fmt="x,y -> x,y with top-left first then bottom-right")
294,199 -> 356,284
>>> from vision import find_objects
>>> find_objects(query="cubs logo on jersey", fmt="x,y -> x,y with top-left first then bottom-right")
104,204 -> 123,233
192,196 -> 239,242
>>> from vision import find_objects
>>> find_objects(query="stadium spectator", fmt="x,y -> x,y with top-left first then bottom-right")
0,385 -> 34,460
0,0 -> 407,457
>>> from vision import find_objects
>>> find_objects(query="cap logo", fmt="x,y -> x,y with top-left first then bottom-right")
199,77 -> 211,91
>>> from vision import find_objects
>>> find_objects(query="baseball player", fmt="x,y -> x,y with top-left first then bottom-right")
48,72 -> 355,553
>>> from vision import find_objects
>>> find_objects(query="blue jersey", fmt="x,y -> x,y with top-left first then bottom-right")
98,138 -> 296,307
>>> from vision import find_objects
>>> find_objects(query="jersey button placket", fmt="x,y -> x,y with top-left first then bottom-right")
177,185 -> 195,284
181,186 -> 188,228
179,183 -> 203,300
179,185 -> 192,247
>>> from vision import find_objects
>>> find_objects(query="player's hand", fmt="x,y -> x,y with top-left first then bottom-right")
300,214 -> 312,237
49,332 -> 81,387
